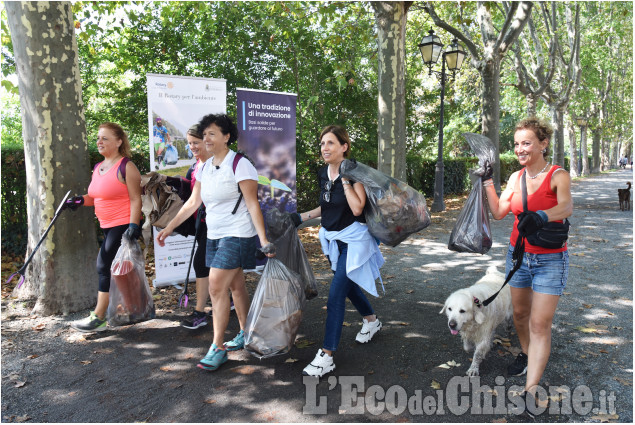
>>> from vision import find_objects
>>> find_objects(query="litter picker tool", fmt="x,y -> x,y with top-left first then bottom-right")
178,204 -> 205,308
6,190 -> 72,289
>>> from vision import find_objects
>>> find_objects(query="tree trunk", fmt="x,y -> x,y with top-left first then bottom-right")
372,1 -> 409,181
591,128 -> 601,174
580,125 -> 589,176
481,60 -> 502,190
551,106 -> 566,167
568,124 -> 578,178
6,1 -> 98,315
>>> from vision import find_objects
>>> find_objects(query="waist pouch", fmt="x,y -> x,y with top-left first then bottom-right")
526,219 -> 570,249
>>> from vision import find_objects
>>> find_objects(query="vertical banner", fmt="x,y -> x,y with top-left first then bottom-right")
147,73 -> 226,287
236,89 -> 298,223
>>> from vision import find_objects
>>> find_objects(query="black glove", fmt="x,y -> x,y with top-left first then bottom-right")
289,212 -> 302,228
259,242 -> 276,256
63,196 -> 84,211
517,211 -> 545,236
481,160 -> 493,181
123,223 -> 141,241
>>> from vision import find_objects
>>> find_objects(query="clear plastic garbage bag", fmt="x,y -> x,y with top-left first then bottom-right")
448,175 -> 492,254
244,258 -> 305,359
265,209 -> 318,300
107,237 -> 155,326
164,144 -> 179,165
340,159 -> 431,247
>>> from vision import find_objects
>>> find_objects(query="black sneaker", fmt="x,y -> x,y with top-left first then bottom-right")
508,352 -> 528,376
180,310 -> 209,329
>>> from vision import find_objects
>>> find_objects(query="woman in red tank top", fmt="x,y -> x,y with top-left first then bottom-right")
69,123 -> 142,333
483,117 -> 573,412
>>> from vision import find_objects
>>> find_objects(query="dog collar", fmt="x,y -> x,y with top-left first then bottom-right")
473,296 -> 482,308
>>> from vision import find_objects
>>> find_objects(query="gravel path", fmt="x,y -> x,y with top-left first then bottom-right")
2,168 -> 632,423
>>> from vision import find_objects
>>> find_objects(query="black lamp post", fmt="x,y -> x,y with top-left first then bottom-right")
419,29 -> 466,212
576,117 -> 587,175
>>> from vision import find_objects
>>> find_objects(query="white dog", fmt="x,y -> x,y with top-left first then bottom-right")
440,268 -> 512,376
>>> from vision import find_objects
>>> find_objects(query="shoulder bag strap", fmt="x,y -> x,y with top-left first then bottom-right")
231,153 -> 244,215
118,157 -> 130,182
483,170 -> 527,307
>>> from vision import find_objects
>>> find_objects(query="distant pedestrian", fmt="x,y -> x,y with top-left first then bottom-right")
153,117 -> 170,168
297,125 -> 384,378
482,117 -> 573,413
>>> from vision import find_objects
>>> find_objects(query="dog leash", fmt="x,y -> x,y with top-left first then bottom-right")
482,234 -> 525,307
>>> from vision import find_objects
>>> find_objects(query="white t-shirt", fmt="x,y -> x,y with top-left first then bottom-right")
195,150 -> 258,239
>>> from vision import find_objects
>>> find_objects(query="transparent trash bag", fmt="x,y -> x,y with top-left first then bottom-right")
340,159 -> 431,247
448,176 -> 492,254
107,237 -> 155,326
448,133 -> 496,254
265,208 -> 318,300
244,258 -> 305,359
164,144 -> 179,165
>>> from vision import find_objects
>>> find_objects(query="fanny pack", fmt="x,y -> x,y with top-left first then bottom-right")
521,170 -> 570,249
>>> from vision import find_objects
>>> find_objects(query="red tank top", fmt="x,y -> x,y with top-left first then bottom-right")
87,157 -> 131,228
509,165 -> 567,254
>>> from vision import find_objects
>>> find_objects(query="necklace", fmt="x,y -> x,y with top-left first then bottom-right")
527,163 -> 550,179
100,157 -> 121,172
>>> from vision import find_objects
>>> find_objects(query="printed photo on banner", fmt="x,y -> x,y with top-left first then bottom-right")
236,88 -> 298,219
147,74 -> 227,173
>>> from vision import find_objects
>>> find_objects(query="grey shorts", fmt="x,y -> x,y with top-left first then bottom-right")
205,236 -> 257,270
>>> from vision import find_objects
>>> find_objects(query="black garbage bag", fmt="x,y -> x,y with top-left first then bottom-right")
448,133 -> 496,254
244,258 -> 305,359
265,209 -> 318,300
340,159 -> 431,247
448,175 -> 492,254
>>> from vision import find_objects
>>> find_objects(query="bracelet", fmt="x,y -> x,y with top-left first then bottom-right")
483,180 -> 494,187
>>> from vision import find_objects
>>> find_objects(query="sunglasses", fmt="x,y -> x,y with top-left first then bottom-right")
323,180 -> 334,202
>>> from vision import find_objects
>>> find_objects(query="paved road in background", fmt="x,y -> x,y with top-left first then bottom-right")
1,169 -> 632,423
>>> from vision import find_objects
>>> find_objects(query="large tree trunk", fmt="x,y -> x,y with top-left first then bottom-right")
6,1 -> 98,315
551,106 -> 566,167
481,60 -> 502,189
372,1 -> 410,180
591,128 -> 601,174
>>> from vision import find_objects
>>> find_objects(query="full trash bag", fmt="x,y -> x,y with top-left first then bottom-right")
164,144 -> 179,165
448,133 -> 496,254
265,208 -> 318,300
448,175 -> 492,254
244,258 -> 305,359
340,159 -> 431,247
107,237 -> 155,326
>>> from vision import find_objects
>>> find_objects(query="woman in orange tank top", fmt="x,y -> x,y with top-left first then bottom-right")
483,117 -> 573,415
68,123 -> 142,333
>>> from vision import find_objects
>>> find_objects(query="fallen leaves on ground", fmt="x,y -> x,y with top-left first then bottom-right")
232,365 -> 256,375
591,413 -> 619,423
203,398 -> 217,404
430,380 -> 441,390
295,339 -> 316,349
284,358 -> 298,363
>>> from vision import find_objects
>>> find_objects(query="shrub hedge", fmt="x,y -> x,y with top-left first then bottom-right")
0,144 -> 571,255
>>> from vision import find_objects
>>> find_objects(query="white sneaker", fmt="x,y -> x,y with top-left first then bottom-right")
355,317 -> 382,343
302,349 -> 335,377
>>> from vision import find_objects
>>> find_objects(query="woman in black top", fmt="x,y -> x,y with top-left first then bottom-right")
298,125 -> 384,378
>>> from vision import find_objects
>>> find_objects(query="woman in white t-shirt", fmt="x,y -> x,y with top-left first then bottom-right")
157,114 -> 274,372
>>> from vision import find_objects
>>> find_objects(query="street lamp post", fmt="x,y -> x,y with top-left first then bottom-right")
419,29 -> 466,212
576,117 -> 587,175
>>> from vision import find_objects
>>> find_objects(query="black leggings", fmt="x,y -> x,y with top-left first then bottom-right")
97,224 -> 128,292
193,221 -> 210,279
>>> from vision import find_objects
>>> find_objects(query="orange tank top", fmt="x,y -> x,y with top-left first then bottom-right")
87,157 -> 131,228
509,165 -> 567,254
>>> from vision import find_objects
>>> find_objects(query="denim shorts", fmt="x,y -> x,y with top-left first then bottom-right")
505,244 -> 569,295
205,236 -> 257,270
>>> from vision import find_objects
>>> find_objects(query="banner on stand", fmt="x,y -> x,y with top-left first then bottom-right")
236,88 -> 297,222
147,73 -> 226,287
